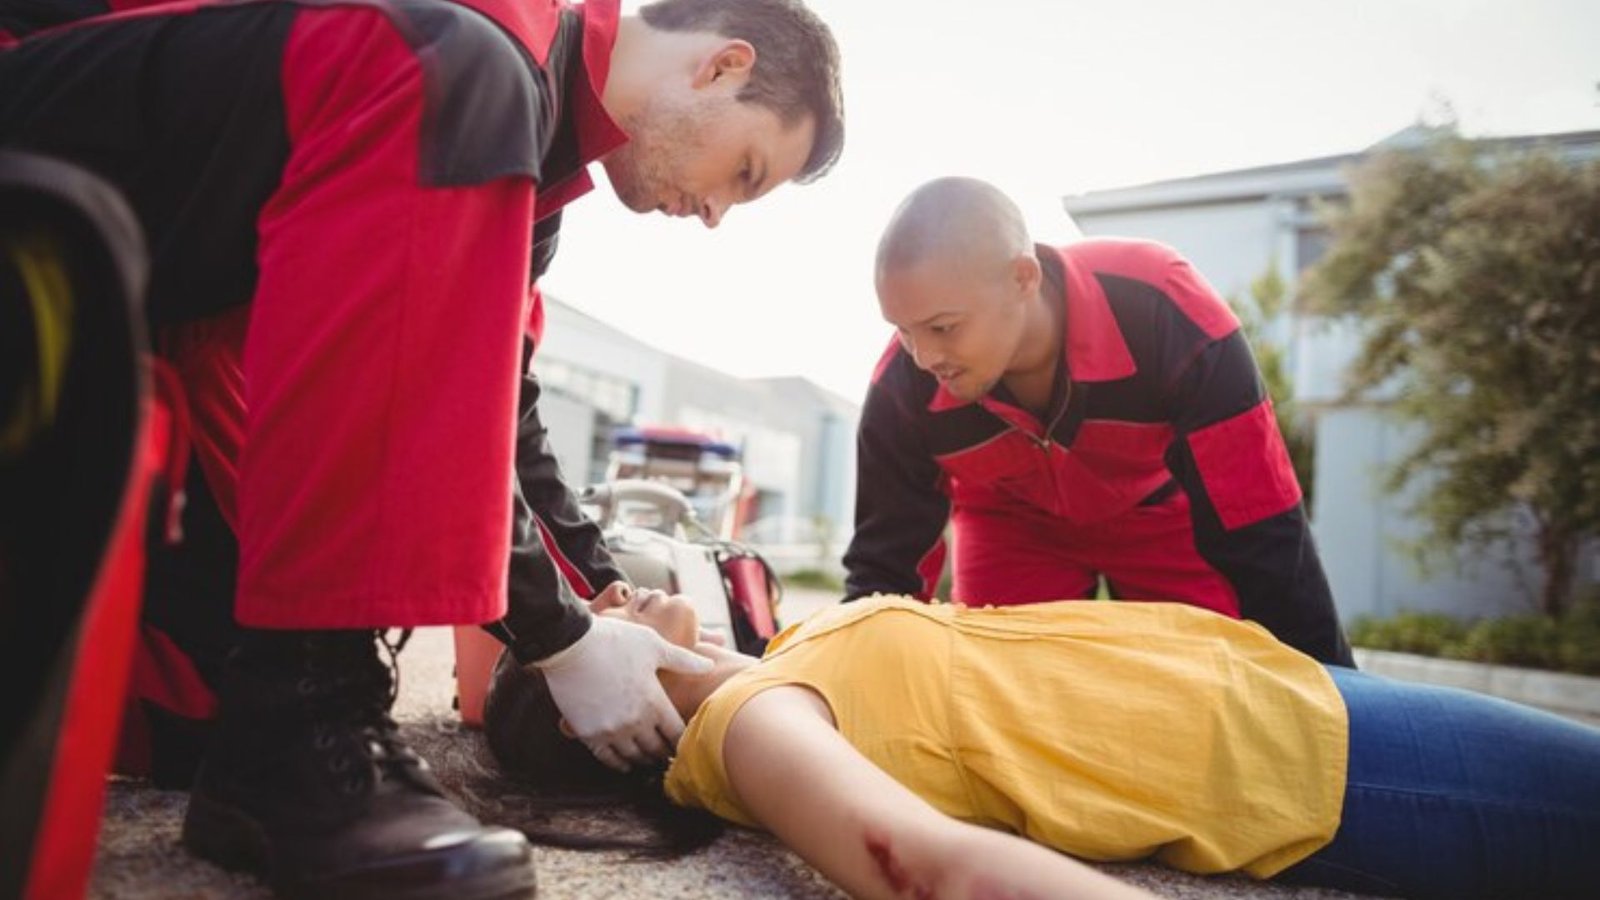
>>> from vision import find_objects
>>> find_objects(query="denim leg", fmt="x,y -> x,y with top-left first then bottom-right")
1277,667 -> 1600,899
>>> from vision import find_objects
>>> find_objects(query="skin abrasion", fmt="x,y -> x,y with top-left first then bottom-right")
864,832 -> 934,899
863,829 -> 1045,900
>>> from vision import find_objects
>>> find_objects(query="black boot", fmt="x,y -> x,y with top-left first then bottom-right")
182,628 -> 535,900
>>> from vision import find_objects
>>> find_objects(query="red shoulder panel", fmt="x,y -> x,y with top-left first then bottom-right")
1187,399 -> 1301,530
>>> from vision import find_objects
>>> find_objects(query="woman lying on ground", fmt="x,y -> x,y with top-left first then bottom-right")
483,589 -> 1600,900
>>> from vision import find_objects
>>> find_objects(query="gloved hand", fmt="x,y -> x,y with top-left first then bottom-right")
534,609 -> 714,772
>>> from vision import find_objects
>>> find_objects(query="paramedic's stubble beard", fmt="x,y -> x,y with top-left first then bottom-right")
603,94 -> 706,215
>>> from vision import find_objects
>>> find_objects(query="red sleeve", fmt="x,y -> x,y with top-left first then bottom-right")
1164,334 -> 1351,665
1187,397 -> 1301,530
234,6 -> 538,627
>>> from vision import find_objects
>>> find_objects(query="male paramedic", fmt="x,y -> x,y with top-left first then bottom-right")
0,0 -> 843,897
844,177 -> 1353,667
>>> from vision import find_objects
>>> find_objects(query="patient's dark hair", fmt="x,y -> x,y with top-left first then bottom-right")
477,648 -> 723,857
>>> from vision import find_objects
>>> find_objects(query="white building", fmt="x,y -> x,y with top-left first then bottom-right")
1064,127 -> 1600,621
531,296 -> 859,572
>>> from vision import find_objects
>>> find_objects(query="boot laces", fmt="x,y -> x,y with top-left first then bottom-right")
303,628 -> 430,795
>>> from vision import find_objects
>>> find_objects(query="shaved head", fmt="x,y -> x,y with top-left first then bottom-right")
874,178 -> 1057,405
875,177 -> 1032,282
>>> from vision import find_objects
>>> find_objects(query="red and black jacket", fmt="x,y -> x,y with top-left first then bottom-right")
844,239 -> 1353,666
0,0 -> 627,662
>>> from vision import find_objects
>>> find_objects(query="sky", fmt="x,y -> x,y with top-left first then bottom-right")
540,0 -> 1600,405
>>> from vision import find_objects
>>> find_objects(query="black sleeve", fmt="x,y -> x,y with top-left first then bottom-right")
484,342 -> 626,663
1163,332 -> 1355,666
513,362 -> 626,594
842,377 -> 951,601
0,0 -> 110,41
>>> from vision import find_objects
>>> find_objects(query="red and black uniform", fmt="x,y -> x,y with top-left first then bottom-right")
0,0 -> 630,731
2,149 -> 160,900
844,240 -> 1353,666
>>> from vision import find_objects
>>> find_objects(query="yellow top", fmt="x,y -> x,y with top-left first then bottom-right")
664,597 -> 1348,878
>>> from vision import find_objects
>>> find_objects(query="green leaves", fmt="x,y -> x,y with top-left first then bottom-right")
1299,130 -> 1600,615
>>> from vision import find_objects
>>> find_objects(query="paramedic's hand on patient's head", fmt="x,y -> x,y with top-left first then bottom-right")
533,603 -> 714,772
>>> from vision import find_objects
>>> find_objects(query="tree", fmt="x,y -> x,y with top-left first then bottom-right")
1302,131 -> 1600,617
1229,264 -> 1315,511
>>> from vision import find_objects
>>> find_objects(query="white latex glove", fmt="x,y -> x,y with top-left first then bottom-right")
534,613 -> 714,772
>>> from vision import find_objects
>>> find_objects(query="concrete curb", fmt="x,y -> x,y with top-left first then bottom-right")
1353,648 -> 1600,718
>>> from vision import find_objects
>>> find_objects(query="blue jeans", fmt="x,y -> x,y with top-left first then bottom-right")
1277,667 -> 1600,898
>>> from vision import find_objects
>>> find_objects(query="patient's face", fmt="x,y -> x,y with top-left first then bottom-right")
591,588 -> 700,649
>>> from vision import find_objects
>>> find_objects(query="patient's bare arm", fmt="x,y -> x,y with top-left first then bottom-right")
722,685 -> 1156,900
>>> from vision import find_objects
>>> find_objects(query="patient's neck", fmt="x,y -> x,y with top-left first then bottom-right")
661,643 -> 756,721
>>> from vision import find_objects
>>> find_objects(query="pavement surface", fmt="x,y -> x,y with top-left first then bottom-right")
90,588 -> 1369,900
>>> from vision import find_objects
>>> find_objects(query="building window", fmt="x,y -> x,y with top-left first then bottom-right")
1292,195 -> 1343,274
1295,225 -> 1332,274
536,358 -> 638,424
588,414 -> 625,485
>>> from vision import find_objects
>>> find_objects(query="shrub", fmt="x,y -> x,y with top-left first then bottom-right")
1455,616 -> 1562,670
1350,593 -> 1600,676
782,568 -> 843,592
1555,595 -> 1600,675
1348,612 -> 1469,657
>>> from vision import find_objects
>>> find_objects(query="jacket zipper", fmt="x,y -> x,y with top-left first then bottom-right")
1033,378 -> 1073,451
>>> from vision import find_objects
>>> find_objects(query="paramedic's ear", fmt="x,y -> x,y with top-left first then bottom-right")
693,39 -> 755,91
1009,251 -> 1042,299
557,718 -> 577,739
